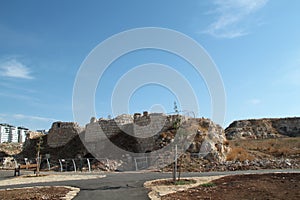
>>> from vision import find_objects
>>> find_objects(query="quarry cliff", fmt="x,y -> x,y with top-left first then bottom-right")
225,117 -> 300,140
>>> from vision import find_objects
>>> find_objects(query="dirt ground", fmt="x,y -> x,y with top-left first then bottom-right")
0,186 -> 70,200
162,173 -> 300,200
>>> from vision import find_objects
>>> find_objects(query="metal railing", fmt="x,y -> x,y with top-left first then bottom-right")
0,157 -> 112,172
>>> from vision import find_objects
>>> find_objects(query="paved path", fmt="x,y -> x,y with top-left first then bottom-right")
0,170 -> 32,180
0,169 -> 299,200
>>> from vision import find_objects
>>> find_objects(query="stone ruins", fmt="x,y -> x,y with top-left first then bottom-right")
19,112 -> 230,170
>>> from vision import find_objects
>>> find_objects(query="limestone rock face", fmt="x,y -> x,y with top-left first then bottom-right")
27,131 -> 45,140
0,143 -> 22,156
186,118 -> 229,162
225,117 -> 300,140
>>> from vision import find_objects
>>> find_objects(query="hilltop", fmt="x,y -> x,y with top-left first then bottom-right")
1,115 -> 299,172
225,117 -> 300,139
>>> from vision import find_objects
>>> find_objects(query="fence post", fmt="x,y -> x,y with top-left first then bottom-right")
173,145 -> 178,182
65,160 -> 68,172
134,158 -> 138,171
46,158 -> 50,170
87,158 -> 91,172
59,159 -> 63,172
72,159 -> 77,172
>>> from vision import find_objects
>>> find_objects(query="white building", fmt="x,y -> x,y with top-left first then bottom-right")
0,124 -> 10,143
10,126 -> 18,143
18,127 -> 29,143
0,123 -> 29,143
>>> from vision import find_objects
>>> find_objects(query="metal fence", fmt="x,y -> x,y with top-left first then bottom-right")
0,150 -> 210,172
0,157 -> 115,172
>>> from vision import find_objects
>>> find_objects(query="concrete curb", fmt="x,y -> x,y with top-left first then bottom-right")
144,176 -> 225,200
61,186 -> 81,200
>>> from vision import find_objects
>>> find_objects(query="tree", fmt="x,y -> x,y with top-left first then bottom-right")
173,101 -> 181,130
172,101 -> 183,183
36,136 -> 43,176
174,101 -> 179,113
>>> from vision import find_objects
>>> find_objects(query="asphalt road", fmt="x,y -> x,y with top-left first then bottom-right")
0,170 -> 32,180
0,169 -> 299,200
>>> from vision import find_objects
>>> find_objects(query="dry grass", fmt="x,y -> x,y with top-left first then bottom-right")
226,147 -> 255,161
228,137 -> 300,160
269,147 -> 290,157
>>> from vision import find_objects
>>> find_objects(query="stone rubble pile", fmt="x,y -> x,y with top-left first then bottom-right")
0,143 -> 22,156
162,152 -> 299,172
198,158 -> 299,172
91,159 -> 124,171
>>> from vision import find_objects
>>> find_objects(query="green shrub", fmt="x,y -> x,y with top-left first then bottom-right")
201,182 -> 216,187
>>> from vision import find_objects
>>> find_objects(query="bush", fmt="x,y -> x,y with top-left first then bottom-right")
201,182 -> 216,187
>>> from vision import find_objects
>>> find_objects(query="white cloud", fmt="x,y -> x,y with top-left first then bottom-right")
0,59 -> 33,79
204,0 -> 268,38
12,114 -> 57,122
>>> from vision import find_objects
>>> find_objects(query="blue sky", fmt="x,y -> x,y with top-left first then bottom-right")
0,0 -> 300,130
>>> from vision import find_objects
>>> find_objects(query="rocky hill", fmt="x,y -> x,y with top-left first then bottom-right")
0,143 -> 22,157
225,117 -> 300,140
17,113 -> 229,170
4,115 -> 300,172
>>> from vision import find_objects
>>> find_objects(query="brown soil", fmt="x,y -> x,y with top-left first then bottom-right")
162,173 -> 300,200
0,186 -> 71,200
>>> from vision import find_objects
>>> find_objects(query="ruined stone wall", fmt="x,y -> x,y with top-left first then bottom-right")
85,113 -> 186,140
83,113 -> 229,157
133,113 -> 168,138
85,121 -> 101,142
132,114 -> 190,152
47,122 -> 83,147
83,113 -> 186,153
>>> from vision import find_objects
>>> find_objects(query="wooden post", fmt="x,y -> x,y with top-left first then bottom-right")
36,136 -> 43,176
173,145 -> 178,183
